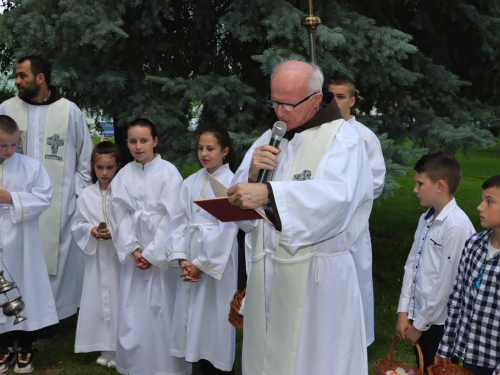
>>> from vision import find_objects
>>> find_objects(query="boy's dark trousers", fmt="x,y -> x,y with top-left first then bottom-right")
412,324 -> 458,370
0,330 -> 36,348
463,362 -> 497,375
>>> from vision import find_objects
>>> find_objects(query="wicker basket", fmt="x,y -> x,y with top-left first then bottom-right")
374,336 -> 424,375
427,363 -> 473,375
228,289 -> 245,332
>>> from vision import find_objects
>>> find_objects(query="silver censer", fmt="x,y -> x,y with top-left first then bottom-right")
0,270 -> 27,325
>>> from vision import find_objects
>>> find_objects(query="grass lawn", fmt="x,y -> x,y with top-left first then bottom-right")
15,142 -> 498,374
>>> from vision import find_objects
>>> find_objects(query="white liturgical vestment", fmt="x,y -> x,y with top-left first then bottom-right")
0,153 -> 58,332
0,92 -> 93,320
71,182 -> 121,353
110,155 -> 191,375
166,164 -> 238,371
233,118 -> 373,375
347,116 -> 386,345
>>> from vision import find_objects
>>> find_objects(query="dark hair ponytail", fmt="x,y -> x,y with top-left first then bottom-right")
90,141 -> 121,183
126,118 -> 159,153
199,125 -> 238,173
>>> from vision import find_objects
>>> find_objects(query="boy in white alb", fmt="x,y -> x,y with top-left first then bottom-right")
0,115 -> 58,374
328,76 -> 386,345
396,152 -> 474,369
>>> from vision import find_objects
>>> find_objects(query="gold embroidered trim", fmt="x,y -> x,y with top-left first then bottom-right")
16,192 -> 23,222
169,251 -> 188,256
196,175 -> 210,212
100,188 -> 110,224
196,257 -> 222,275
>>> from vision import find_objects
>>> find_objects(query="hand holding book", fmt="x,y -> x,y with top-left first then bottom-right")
194,174 -> 274,226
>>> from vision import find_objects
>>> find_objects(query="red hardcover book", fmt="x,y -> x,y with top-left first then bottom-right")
194,197 -> 274,227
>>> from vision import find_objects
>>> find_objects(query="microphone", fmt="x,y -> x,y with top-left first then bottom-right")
257,121 -> 287,183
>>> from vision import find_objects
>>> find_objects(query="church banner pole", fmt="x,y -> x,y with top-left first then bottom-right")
301,0 -> 321,64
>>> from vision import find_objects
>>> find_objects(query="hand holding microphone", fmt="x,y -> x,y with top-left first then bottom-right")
249,121 -> 287,183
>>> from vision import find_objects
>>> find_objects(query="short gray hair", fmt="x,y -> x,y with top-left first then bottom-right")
271,59 -> 324,94
308,63 -> 323,93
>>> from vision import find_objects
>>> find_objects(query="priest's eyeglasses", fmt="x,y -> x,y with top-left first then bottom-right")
265,92 -> 319,112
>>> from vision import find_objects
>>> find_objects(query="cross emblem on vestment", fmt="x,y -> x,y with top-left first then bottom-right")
45,134 -> 64,161
16,130 -> 25,155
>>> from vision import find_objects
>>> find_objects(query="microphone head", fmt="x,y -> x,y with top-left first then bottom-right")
272,121 -> 287,138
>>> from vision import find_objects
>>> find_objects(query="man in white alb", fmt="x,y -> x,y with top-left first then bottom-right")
228,60 -> 374,375
328,76 -> 386,346
0,55 -> 93,321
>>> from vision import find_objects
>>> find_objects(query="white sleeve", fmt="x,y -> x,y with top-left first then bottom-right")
141,167 -> 183,269
229,132 -> 270,233
109,172 -> 140,264
413,225 -> 472,331
269,127 -> 373,254
165,181 -> 191,266
10,162 -> 53,223
70,190 -> 98,255
397,217 -> 425,313
192,220 -> 238,280
71,105 -> 93,197
366,135 -> 386,199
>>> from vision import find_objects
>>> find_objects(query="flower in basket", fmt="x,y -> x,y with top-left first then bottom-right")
385,368 -> 415,375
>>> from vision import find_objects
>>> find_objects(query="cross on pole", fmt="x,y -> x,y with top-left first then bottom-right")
301,0 -> 322,64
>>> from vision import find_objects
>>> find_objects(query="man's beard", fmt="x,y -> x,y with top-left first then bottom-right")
17,78 -> 40,100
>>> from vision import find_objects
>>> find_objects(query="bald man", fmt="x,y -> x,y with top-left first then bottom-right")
228,60 -> 373,375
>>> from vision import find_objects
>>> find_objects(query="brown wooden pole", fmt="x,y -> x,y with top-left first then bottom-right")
301,0 -> 321,63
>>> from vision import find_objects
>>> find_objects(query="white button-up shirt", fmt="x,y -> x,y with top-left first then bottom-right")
398,198 -> 475,331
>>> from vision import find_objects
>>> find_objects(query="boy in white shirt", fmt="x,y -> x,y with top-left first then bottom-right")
396,152 -> 474,369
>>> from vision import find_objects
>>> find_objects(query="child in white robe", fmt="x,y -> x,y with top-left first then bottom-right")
71,141 -> 121,367
166,126 -> 239,374
109,118 -> 190,375
0,115 -> 58,374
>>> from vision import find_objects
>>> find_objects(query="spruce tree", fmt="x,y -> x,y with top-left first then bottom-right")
0,0 -> 494,196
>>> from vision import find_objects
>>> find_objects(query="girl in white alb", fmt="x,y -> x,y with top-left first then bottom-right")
71,141 -> 122,368
109,118 -> 190,375
166,125 -> 239,374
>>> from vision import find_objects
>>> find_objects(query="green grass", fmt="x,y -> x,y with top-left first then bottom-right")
16,142 -> 498,374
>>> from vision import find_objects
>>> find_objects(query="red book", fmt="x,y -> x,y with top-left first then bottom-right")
194,197 -> 274,227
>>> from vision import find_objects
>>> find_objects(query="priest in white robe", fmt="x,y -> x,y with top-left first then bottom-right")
228,60 -> 373,375
0,56 -> 93,321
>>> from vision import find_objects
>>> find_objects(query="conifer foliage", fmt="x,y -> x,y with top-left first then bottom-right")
0,0 -> 495,196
